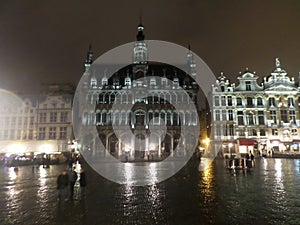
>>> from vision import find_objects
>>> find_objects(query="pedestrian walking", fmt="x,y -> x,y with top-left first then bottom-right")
79,168 -> 86,198
69,166 -> 78,199
57,170 -> 69,201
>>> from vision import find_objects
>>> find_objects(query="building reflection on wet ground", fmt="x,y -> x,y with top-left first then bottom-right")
0,157 -> 300,225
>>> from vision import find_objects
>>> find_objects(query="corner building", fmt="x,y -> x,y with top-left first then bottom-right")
212,59 -> 300,157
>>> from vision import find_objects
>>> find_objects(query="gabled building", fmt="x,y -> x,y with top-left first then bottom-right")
212,59 -> 300,157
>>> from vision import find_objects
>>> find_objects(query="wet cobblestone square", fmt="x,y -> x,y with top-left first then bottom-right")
1,157 -> 300,225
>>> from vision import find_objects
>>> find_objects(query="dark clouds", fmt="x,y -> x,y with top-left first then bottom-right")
0,0 -> 300,93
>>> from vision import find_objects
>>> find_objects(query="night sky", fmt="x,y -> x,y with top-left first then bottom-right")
0,1 -> 300,93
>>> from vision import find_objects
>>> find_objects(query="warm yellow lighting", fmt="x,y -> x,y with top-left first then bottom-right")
203,138 -> 210,146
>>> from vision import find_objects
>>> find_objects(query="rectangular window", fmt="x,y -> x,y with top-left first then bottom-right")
257,98 -> 263,106
216,125 -> 221,136
214,96 -> 220,106
215,110 -> 220,120
28,130 -> 33,140
49,127 -> 56,139
272,129 -> 278,136
236,97 -> 242,106
23,117 -> 28,127
4,130 -> 9,140
18,117 -> 22,126
246,81 -> 251,91
281,110 -> 288,123
292,129 -> 297,136
269,97 -> 275,107
222,125 -> 227,136
60,112 -> 68,123
288,97 -> 294,107
59,127 -> 67,139
38,127 -> 46,140
30,116 -> 34,125
258,111 -> 265,125
260,129 -> 266,136
9,130 -> 14,140
221,96 -> 226,106
228,110 -> 233,121
227,96 -> 232,106
16,130 -> 21,139
289,110 -> 296,124
248,114 -> 254,125
247,97 -> 253,107
222,110 -> 227,120
11,117 -> 16,126
237,111 -> 244,125
229,125 -> 234,136
239,129 -> 245,136
270,110 -> 277,124
50,112 -> 57,123
39,112 -> 47,123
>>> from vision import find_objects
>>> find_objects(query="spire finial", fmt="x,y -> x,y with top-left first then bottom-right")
188,44 -> 191,51
275,57 -> 281,68
136,20 -> 145,41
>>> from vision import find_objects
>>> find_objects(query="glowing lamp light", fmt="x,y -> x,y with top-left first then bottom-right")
8,144 -> 25,154
39,144 -> 53,154
203,138 -> 210,146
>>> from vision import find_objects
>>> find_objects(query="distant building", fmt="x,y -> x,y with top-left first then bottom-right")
79,24 -> 200,160
0,84 -> 74,158
211,58 -> 300,157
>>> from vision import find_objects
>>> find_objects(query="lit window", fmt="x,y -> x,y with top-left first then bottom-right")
38,127 -> 46,140
245,81 -> 251,91
39,113 -> 47,123
60,112 -> 68,123
50,112 -> 57,123
49,127 -> 56,139
59,127 -> 67,139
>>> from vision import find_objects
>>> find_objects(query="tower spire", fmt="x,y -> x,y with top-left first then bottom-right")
84,44 -> 93,72
187,44 -> 196,76
133,21 -> 148,64
136,22 -> 145,41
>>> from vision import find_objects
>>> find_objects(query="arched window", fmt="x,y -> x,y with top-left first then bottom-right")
135,110 -> 146,126
236,97 -> 242,106
257,97 -> 263,106
247,97 -> 253,107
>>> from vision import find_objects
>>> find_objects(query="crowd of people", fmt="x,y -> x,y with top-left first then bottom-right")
56,158 -> 87,202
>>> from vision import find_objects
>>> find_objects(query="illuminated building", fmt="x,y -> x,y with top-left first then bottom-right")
212,58 -> 300,157
0,84 -> 74,157
79,24 -> 199,160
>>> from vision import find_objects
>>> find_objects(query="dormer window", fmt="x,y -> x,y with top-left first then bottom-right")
125,77 -> 131,86
246,81 -> 251,91
150,78 -> 156,86
102,77 -> 108,86
221,85 -> 225,92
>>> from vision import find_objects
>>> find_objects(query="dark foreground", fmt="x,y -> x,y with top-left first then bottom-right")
0,157 -> 300,225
